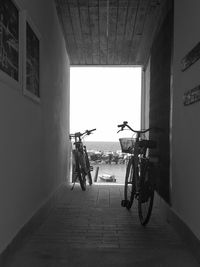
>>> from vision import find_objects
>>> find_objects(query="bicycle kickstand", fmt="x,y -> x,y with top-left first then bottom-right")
71,171 -> 78,190
71,182 -> 76,190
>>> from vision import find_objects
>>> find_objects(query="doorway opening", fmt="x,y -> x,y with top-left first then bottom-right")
70,66 -> 142,185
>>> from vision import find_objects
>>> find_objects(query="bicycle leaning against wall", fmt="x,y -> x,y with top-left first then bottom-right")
70,129 -> 96,191
118,121 -> 160,226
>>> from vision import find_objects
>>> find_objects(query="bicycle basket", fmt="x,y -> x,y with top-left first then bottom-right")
119,138 -> 136,153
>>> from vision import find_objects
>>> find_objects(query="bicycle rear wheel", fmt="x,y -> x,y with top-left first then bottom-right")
138,163 -> 154,225
123,159 -> 136,210
75,151 -> 86,191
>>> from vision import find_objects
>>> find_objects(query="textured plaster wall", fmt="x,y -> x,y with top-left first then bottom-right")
172,0 -> 200,239
0,0 -> 70,253
149,10 -> 172,204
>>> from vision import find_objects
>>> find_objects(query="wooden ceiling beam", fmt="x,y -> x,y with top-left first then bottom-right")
90,5 -> 100,64
99,1 -> 108,64
107,6 -> 118,64
128,0 -> 150,64
70,0 -> 86,64
120,5 -> 137,64
126,0 -> 140,64
61,0 -> 80,64
136,0 -> 168,65
113,0 -> 129,64
55,0 -> 166,66
79,4 -> 93,64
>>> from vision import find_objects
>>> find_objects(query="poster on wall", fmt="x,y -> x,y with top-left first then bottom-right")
0,0 -> 19,81
26,22 -> 40,98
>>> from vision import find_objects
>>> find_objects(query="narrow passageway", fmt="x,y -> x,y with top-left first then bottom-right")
5,184 -> 199,267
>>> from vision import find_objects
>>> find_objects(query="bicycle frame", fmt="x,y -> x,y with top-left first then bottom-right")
118,121 -> 159,225
130,131 -> 149,193
70,129 -> 96,190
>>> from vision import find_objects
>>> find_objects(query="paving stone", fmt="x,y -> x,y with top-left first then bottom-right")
3,184 -> 200,267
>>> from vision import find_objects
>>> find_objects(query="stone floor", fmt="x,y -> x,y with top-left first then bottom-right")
4,183 -> 200,267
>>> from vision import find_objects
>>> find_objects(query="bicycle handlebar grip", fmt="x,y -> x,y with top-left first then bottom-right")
90,128 -> 96,132
86,128 -> 96,135
117,121 -> 128,128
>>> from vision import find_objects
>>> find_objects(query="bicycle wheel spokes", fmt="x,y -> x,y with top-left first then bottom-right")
138,167 -> 154,226
124,160 -> 136,209
77,162 -> 86,191
75,151 -> 87,191
79,173 -> 86,191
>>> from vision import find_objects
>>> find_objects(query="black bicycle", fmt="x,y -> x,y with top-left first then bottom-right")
118,121 -> 159,226
70,129 -> 96,191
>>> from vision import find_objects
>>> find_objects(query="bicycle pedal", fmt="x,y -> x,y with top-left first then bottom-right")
121,200 -> 127,207
126,200 -> 132,209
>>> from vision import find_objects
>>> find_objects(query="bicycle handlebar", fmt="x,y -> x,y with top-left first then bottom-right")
86,128 -> 96,135
70,128 -> 96,139
117,121 -> 163,134
117,121 -> 128,128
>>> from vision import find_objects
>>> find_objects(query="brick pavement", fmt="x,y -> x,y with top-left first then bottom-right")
4,183 -> 200,267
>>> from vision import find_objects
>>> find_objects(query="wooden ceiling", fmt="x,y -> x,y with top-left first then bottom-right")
55,0 -> 168,66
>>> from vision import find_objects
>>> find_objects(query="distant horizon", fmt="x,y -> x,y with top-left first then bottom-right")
84,140 -> 121,152
85,140 -> 119,142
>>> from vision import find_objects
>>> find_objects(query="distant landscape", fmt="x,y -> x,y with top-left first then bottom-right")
85,141 -> 127,184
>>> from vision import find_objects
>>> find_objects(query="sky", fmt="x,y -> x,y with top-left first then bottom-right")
70,67 -> 141,142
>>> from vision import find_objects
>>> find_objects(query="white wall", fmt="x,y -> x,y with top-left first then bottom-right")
0,0 -> 70,253
172,0 -> 200,239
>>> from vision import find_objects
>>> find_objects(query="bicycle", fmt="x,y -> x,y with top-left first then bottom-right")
118,121 -> 159,226
69,128 -> 96,191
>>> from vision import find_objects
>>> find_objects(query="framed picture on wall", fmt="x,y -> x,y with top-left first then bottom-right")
23,17 -> 40,103
0,0 -> 21,85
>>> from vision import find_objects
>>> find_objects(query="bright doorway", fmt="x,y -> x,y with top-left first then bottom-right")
70,67 -> 142,184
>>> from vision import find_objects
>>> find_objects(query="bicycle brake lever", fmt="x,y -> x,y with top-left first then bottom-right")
117,125 -> 125,133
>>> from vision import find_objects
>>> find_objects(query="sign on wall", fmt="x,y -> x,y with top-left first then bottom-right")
0,0 -> 19,81
181,42 -> 200,71
183,85 -> 200,106
0,0 -> 41,103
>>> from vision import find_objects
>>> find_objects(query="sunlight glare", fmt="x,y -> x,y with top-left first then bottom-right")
70,67 -> 141,142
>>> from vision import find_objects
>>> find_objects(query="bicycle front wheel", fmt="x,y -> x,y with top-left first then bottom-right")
138,163 -> 154,226
78,168 -> 86,191
124,159 -> 136,210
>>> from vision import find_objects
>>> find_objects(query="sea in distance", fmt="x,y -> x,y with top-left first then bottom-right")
85,141 -> 126,184
85,141 -> 121,152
